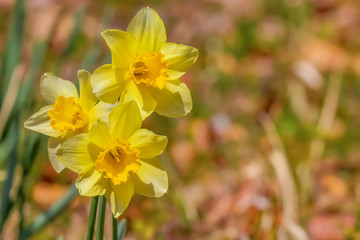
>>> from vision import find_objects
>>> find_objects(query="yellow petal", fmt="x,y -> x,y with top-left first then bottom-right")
101,29 -> 136,68
48,137 -> 65,173
89,101 -> 117,125
128,129 -> 168,159
24,105 -> 62,137
40,73 -> 78,105
76,165 -> 108,196
151,79 -> 192,117
109,100 -> 142,140
90,64 -> 124,104
161,43 -> 199,80
132,158 -> 168,197
78,70 -> 98,111
56,133 -> 101,173
89,121 -> 112,149
119,81 -> 157,120
106,179 -> 134,218
127,7 -> 166,56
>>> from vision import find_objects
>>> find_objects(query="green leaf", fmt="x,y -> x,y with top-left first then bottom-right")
117,219 -> 127,240
0,0 -> 25,103
0,118 -> 19,233
19,184 -> 78,240
0,122 -> 17,166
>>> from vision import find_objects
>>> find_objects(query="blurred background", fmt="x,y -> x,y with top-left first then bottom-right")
1,0 -> 360,239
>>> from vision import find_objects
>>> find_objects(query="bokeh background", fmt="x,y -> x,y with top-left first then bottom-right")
1,0 -> 360,239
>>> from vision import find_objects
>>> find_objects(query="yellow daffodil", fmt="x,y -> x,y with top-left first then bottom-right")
24,70 -> 114,173
90,7 -> 198,119
56,101 -> 168,217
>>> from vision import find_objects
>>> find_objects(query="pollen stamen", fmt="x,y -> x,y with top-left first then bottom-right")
48,96 -> 89,132
129,51 -> 168,89
95,140 -> 141,185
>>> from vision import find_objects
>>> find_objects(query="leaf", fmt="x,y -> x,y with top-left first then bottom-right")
117,219 -> 127,240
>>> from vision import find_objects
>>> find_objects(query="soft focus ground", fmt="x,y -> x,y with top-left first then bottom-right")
1,0 -> 360,239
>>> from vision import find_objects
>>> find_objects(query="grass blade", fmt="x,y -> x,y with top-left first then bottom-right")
0,0 -> 25,102
117,219 -> 127,240
19,184 -> 78,240
0,118 -> 19,233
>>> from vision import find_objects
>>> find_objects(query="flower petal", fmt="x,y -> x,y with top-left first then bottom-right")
106,179 -> 134,218
128,129 -> 168,159
56,133 -> 101,173
78,70 -> 98,111
48,137 -> 65,173
119,81 -> 157,120
133,158 -> 168,197
161,43 -> 199,79
151,79 -> 192,117
127,7 -> 166,55
89,121 -> 112,149
89,101 -> 117,125
40,73 -> 78,105
90,64 -> 125,104
76,165 -> 108,196
24,105 -> 62,137
101,29 -> 136,68
109,100 -> 142,140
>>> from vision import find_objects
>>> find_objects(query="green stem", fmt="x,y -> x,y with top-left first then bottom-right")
96,196 -> 106,240
86,196 -> 99,240
112,216 -> 117,240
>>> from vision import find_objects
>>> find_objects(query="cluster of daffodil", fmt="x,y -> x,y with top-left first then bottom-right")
24,7 -> 198,218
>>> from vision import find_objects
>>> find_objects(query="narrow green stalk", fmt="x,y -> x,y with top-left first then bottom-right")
86,196 -> 99,240
112,216 -> 117,240
96,196 -> 106,240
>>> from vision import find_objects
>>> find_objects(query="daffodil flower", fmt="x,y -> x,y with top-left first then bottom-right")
24,70 -> 114,173
56,101 -> 168,217
90,7 -> 198,119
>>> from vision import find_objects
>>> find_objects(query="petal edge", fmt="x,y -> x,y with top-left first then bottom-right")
133,158 -> 168,198
127,7 -> 166,55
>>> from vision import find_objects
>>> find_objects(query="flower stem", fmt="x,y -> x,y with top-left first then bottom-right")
86,196 -> 99,240
96,196 -> 106,240
112,215 -> 117,240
